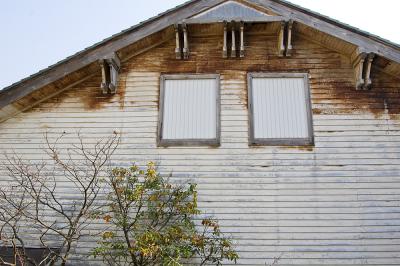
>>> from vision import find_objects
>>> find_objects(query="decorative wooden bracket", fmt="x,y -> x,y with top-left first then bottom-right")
99,53 -> 120,94
277,21 -> 285,56
285,20 -> 293,56
364,53 -> 375,89
352,51 -> 375,90
223,21 -> 228,58
182,23 -> 189,59
174,24 -> 182,59
174,24 -> 190,59
231,21 -> 236,58
240,22 -> 245,58
277,20 -> 293,57
100,60 -> 110,94
222,21 -> 244,58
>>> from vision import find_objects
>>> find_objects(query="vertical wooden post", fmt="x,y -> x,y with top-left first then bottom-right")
108,65 -> 118,94
285,20 -> 293,56
174,24 -> 182,59
277,21 -> 285,57
223,21 -> 228,58
240,21 -> 245,58
108,53 -> 120,94
353,52 -> 366,90
182,23 -> 189,59
231,21 -> 236,58
363,53 -> 375,90
99,59 -> 110,94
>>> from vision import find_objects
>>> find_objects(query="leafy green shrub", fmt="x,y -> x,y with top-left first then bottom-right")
93,162 -> 238,266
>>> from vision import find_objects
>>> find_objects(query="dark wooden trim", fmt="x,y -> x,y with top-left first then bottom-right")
250,138 -> 314,146
157,74 -> 221,147
158,139 -> 220,147
247,72 -> 314,146
183,15 -> 286,24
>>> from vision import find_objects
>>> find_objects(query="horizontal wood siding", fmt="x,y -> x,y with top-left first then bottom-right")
1,25 -> 400,265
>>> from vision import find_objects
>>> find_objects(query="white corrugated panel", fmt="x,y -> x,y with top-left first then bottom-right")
192,1 -> 271,20
251,77 -> 310,139
162,78 -> 217,139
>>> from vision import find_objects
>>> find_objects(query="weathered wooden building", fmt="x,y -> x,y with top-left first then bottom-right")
1,0 -> 400,265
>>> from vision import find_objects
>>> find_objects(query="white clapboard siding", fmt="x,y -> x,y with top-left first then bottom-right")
1,70 -> 400,266
162,78 -> 217,140
251,77 -> 310,139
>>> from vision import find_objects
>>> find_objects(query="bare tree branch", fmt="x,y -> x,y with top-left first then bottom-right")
0,132 -> 120,266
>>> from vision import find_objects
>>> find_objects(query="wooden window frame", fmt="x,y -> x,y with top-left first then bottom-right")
247,72 -> 314,146
157,74 -> 221,147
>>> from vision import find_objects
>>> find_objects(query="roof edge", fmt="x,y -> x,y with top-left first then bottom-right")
0,0 -> 198,94
1,0 -> 400,112
274,0 -> 400,51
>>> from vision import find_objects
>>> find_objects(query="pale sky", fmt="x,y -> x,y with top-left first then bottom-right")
0,0 -> 399,89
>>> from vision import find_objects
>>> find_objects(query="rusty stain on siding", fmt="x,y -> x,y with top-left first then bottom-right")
25,72 -> 127,112
17,24 -> 400,154
311,74 -> 400,119
13,24 -> 400,125
279,146 -> 314,151
79,73 -> 126,110
221,71 -> 248,108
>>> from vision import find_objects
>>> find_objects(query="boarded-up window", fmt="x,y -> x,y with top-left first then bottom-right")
248,73 -> 313,145
158,74 -> 220,146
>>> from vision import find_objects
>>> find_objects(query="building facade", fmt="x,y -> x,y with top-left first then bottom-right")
1,1 -> 400,265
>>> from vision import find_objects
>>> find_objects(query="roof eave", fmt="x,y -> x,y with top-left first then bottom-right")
0,0 -> 225,109
1,0 -> 400,111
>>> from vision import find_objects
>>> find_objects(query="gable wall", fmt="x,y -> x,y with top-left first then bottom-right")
1,25 -> 400,265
